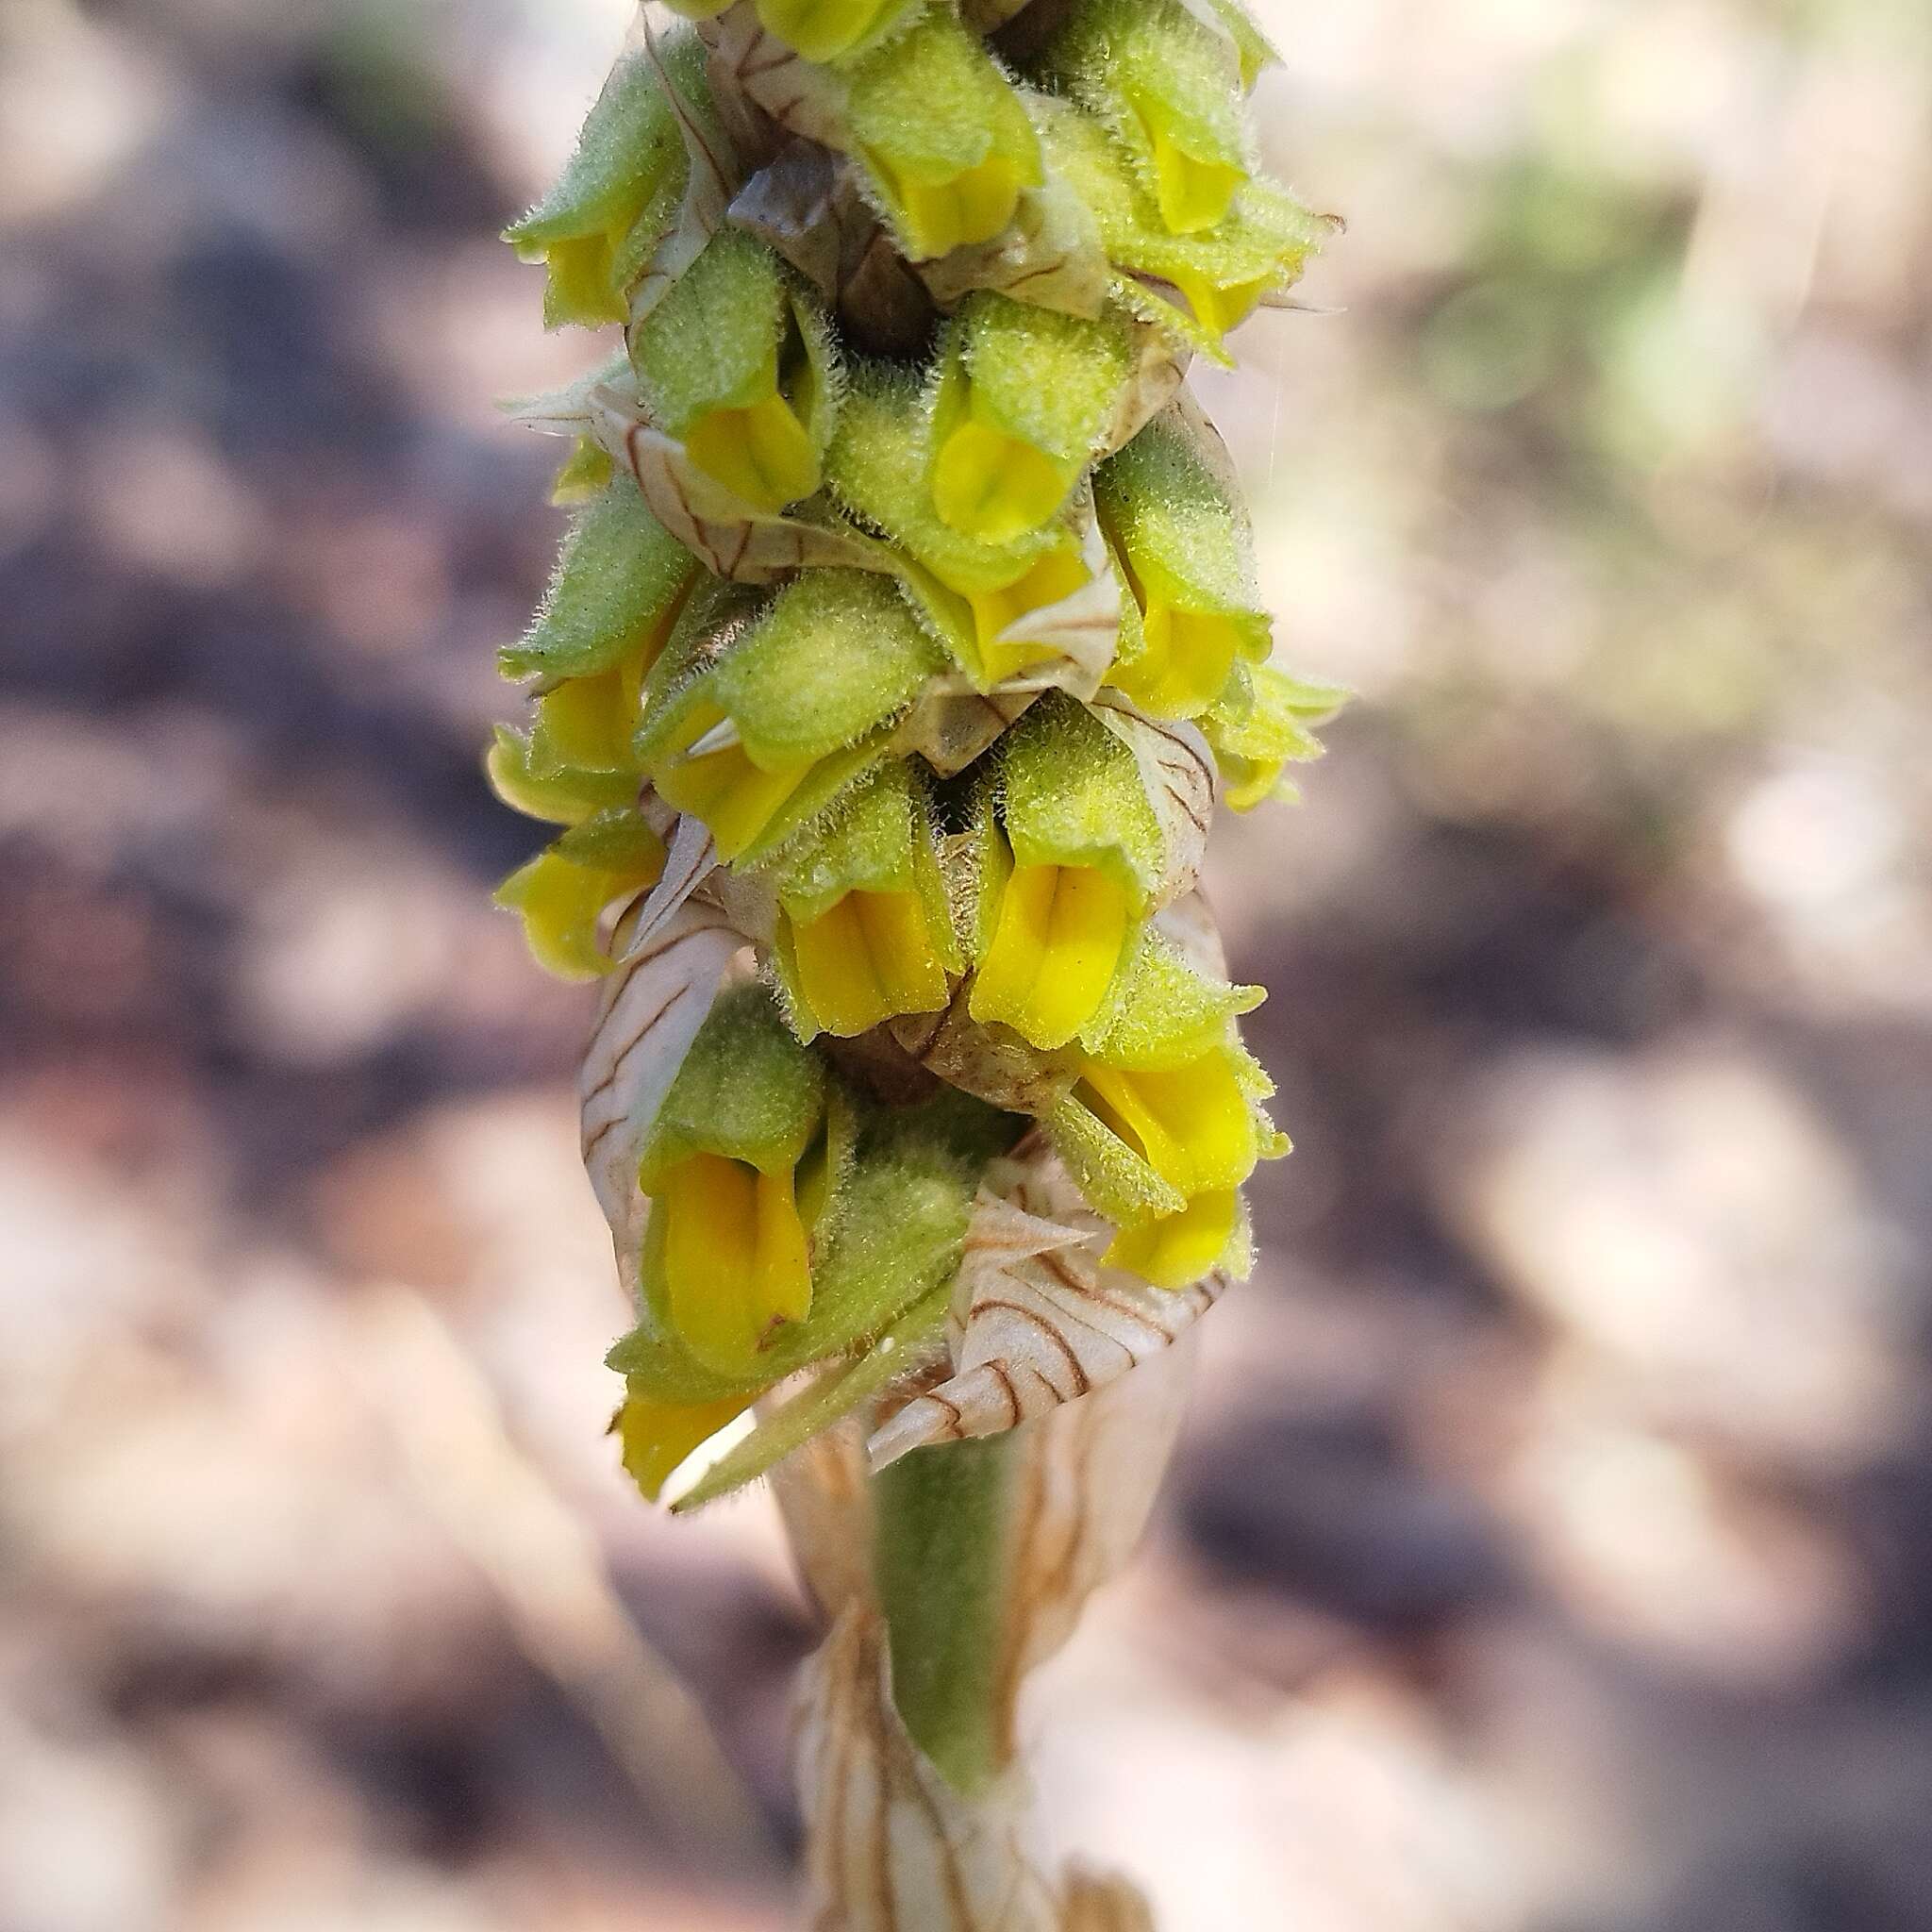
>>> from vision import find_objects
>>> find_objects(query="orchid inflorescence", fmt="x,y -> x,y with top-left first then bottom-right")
495,0 -> 1341,1907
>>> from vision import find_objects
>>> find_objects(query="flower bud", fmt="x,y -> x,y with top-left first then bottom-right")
1200,659 -> 1348,809
966,695 -> 1170,1047
1042,0 -> 1250,236
1095,410 -> 1269,717
503,29 -> 709,326
766,761 -> 962,1039
925,293 -> 1132,542
494,808 -> 668,980
845,11 -> 1043,260
629,228 -> 841,510
637,568 -> 943,861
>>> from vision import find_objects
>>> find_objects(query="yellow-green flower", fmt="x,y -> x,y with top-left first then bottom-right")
1039,98 -> 1326,351
1096,412 -> 1270,718
925,293 -> 1132,542
629,229 -> 840,511
758,0 -> 915,62
1041,0 -> 1251,236
637,570 -> 942,862
503,30 -> 708,326
967,697 -> 1171,1048
1200,660 -> 1349,809
827,364 -> 1103,688
1045,932 -> 1279,1284
767,761 -> 962,1038
637,985 -> 837,1374
494,808 -> 668,979
845,12 -> 1043,260
615,1388 -> 757,1503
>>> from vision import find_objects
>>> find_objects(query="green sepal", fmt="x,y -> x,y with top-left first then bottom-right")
638,981 -> 829,1185
629,228 -> 841,459
1096,413 -> 1269,646
668,1287 -> 950,1512
844,10 -> 1044,262
487,724 -> 637,825
924,292 -> 1133,541
500,474 -> 697,682
550,435 -> 615,504
764,758 -> 958,947
1040,0 -> 1250,236
710,570 -> 941,770
611,1090 -> 1024,1402
1042,1087 -> 1186,1224
504,29 -> 708,327
1077,926 -> 1261,1070
1200,660 -> 1349,809
1197,0 -> 1279,90
999,691 -> 1165,903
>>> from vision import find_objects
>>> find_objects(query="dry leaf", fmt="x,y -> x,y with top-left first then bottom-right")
580,896 -> 747,1288
704,5 -> 848,150
729,140 -> 934,355
917,175 -> 1111,320
1058,1868 -> 1158,1932
795,1607 -> 1059,1932
887,984 -> 1072,1116
1095,328 -> 1191,461
868,1161 -> 1227,1470
625,10 -> 741,332
1091,695 -> 1216,908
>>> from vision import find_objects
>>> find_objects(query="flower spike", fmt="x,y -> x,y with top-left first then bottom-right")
496,5 -> 1347,1900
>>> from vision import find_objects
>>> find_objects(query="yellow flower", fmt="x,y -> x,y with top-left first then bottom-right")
638,987 -> 834,1374
1072,1045 -> 1256,1284
971,860 -> 1134,1050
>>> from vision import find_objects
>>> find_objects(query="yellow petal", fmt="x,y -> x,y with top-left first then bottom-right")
1104,1189 -> 1238,1288
540,231 -> 627,327
755,0 -> 888,60
964,547 -> 1091,685
615,1389 -> 756,1503
931,414 -> 1074,544
1111,601 -> 1242,718
658,741 -> 811,859
791,890 -> 950,1036
659,1152 -> 813,1371
1131,102 -> 1242,235
1078,1053 -> 1257,1196
881,157 -> 1023,260
1170,268 -> 1271,340
495,842 -> 665,980
684,388 -> 821,511
968,862 -> 1130,1048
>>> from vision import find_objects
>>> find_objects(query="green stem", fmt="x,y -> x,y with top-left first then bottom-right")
871,1431 -> 1018,1794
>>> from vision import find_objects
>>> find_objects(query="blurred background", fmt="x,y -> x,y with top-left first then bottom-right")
4,0 -> 1930,1925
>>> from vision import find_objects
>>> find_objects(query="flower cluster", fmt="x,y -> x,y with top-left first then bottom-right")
495,0 -> 1343,1503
